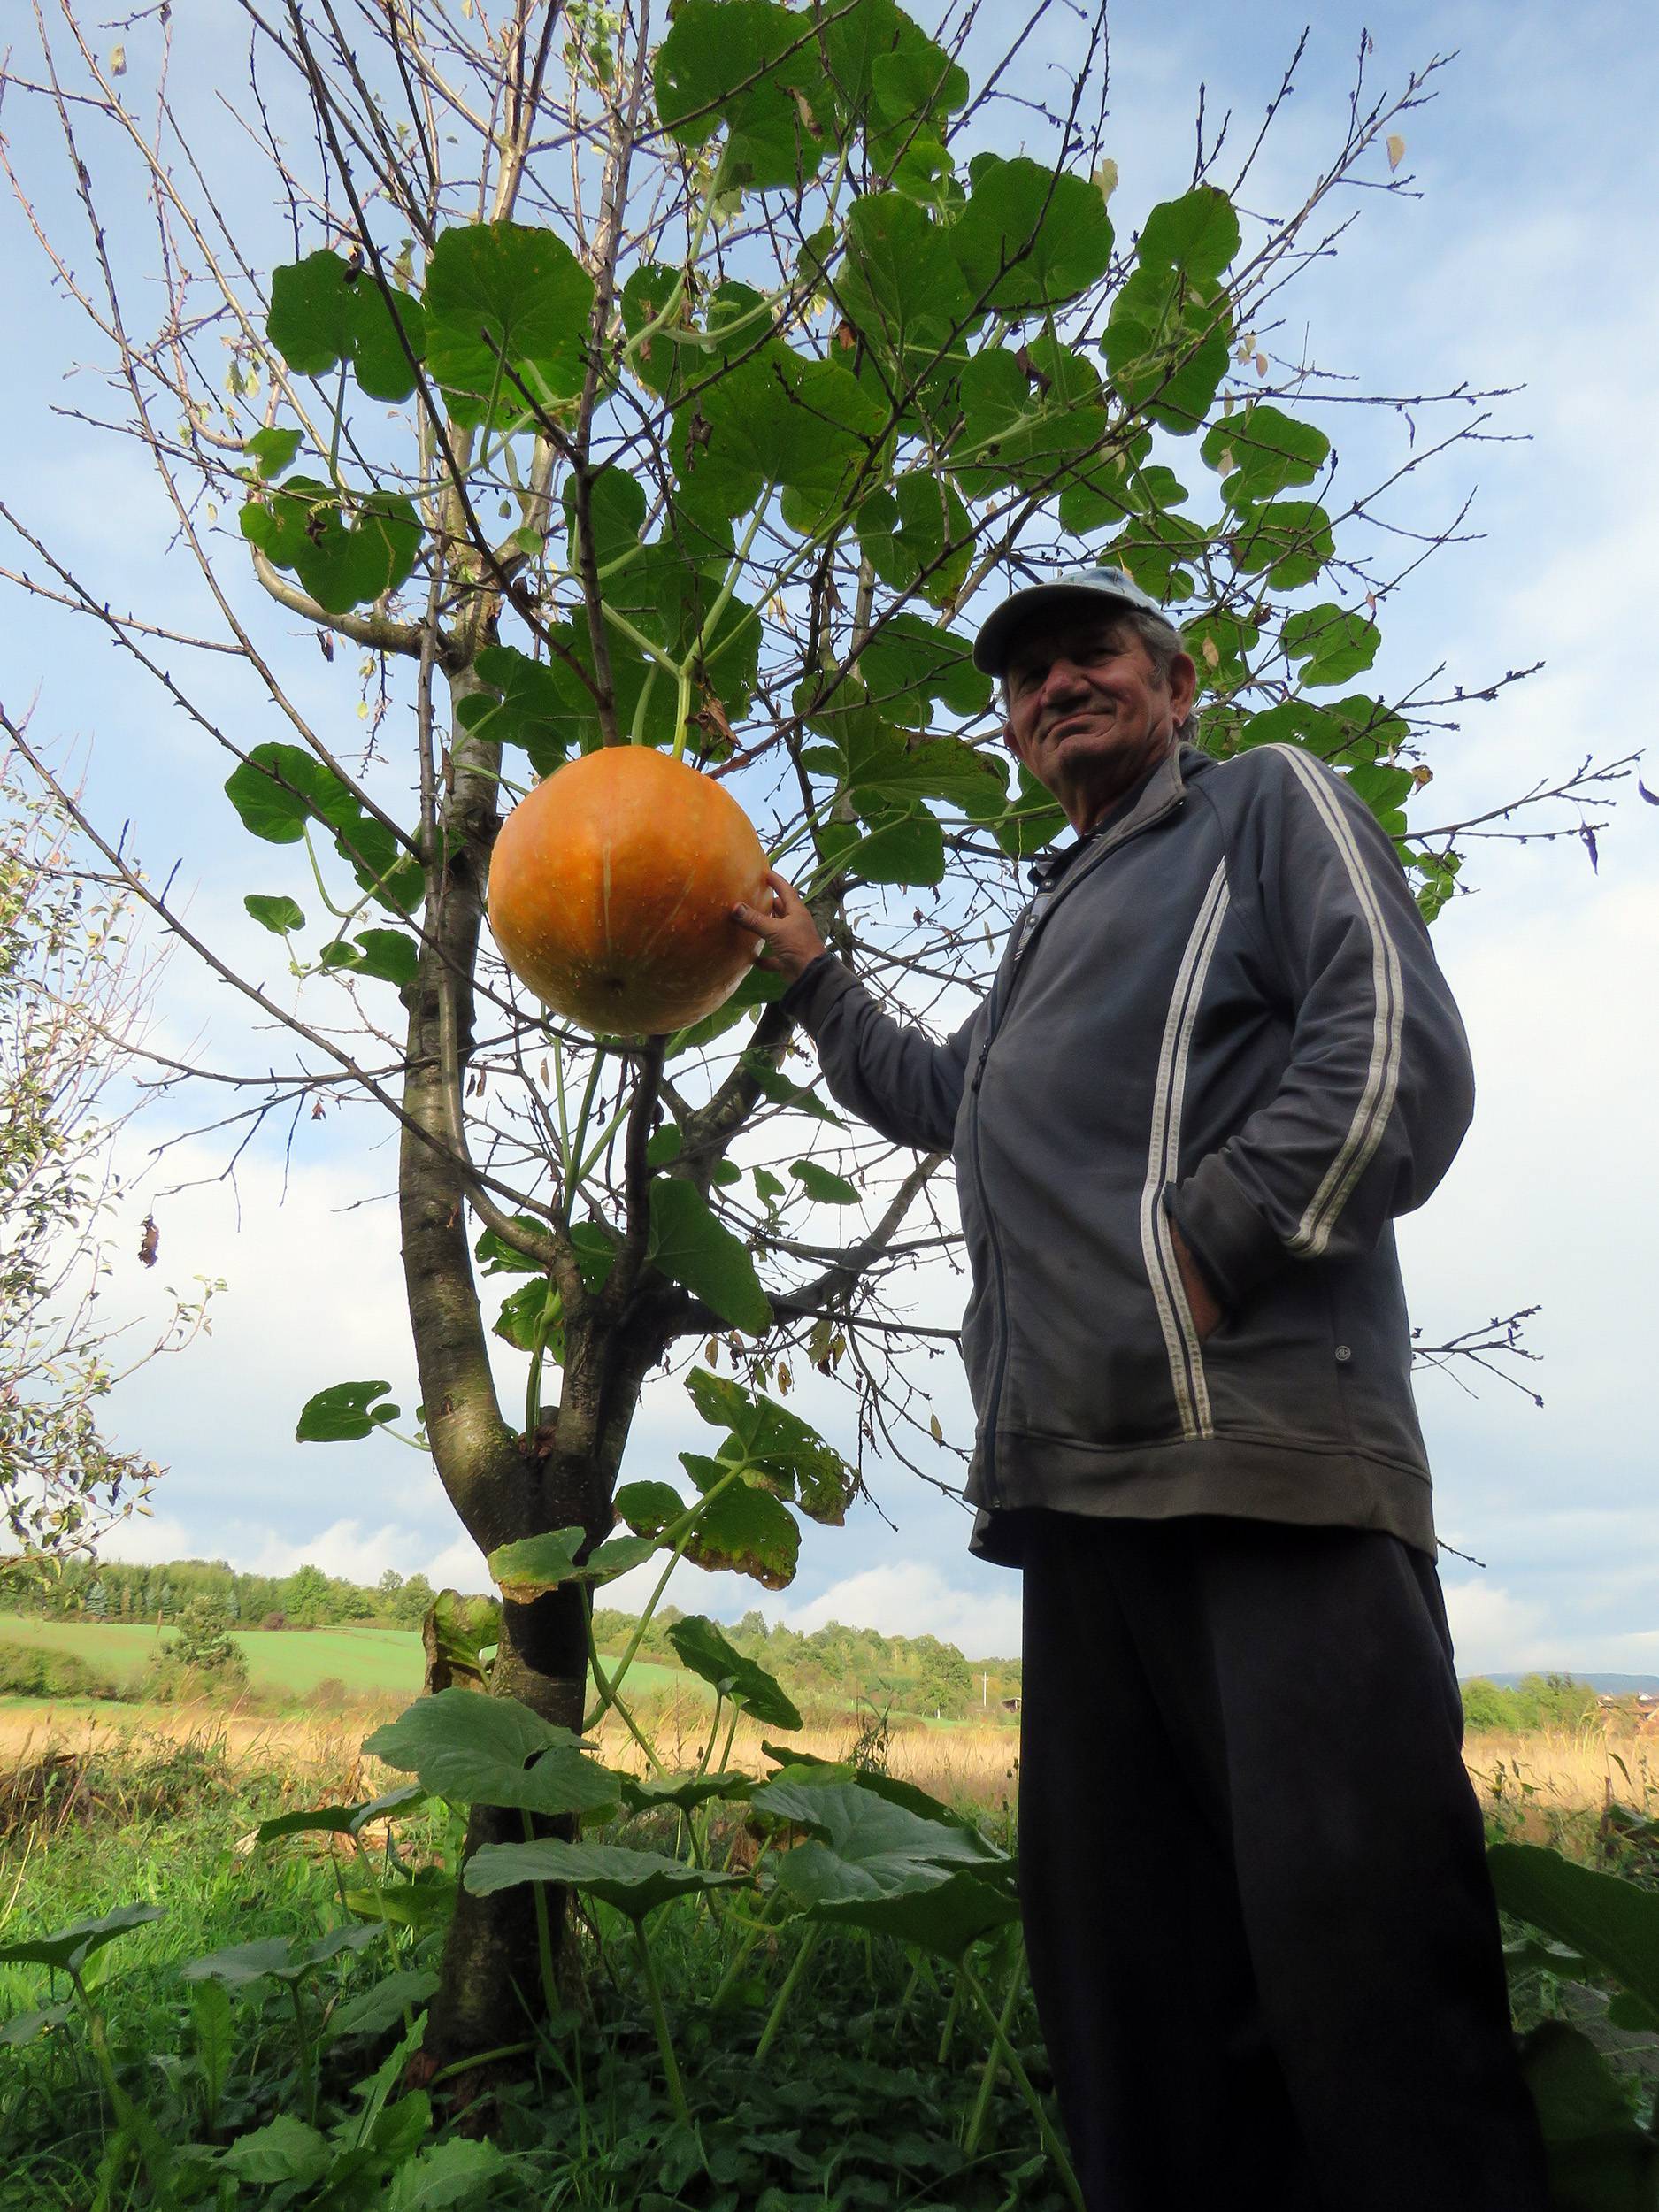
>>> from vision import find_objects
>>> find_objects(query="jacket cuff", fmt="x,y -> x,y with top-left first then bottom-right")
1166,1154 -> 1288,1310
777,952 -> 856,1036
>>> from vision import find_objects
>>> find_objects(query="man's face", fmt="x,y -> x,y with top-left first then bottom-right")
1002,608 -> 1196,834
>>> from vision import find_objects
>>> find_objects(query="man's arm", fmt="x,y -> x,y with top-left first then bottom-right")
1168,749 -> 1476,1308
733,875 -> 979,1153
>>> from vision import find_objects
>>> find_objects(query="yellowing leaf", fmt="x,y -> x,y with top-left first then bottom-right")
1386,134 -> 1405,172
110,42 -> 127,74
1254,351 -> 1269,379
1092,157 -> 1119,204
1202,636 -> 1220,670
928,1411 -> 943,1443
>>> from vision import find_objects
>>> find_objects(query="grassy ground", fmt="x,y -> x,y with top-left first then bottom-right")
0,1714 -> 1656,2208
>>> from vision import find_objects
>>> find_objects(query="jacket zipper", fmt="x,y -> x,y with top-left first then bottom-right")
964,780 -> 1189,1506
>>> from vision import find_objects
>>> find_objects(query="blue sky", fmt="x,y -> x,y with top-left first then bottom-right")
2,1 -> 1654,1674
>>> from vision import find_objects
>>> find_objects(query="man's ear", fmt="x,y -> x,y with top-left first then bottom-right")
1168,651 -> 1198,727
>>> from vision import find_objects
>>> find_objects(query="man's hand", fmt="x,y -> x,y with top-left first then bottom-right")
732,870 -> 828,984
1170,1222 -> 1225,1341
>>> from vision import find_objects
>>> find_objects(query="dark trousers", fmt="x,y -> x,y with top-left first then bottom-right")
1017,1512 -> 1552,2211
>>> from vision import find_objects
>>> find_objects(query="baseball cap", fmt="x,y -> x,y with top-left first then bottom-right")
971,565 -> 1169,677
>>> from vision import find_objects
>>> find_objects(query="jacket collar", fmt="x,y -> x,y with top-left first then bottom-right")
1027,740 -> 1193,893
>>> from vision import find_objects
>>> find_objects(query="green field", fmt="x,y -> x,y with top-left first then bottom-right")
0,1615 -> 695,1704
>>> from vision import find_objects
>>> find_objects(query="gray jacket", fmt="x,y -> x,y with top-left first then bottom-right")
780,741 -> 1474,1564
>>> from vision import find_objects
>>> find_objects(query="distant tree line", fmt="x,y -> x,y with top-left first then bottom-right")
1458,1673 -> 1606,1733
591,1604 -> 1023,1724
5,1555 -> 438,1633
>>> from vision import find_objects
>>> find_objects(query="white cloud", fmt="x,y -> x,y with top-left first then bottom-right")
785,1560 -> 1022,1662
1440,1579 -> 1555,1678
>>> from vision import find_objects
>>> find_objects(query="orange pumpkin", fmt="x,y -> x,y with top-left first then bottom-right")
487,746 -> 772,1034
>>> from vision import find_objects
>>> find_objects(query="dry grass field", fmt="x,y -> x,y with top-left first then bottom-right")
4,1695 -> 1655,1842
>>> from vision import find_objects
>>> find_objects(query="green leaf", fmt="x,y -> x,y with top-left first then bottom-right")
835,192 -> 975,380
1515,2021 -> 1659,2203
244,893 -> 304,934
267,250 -> 427,402
492,1275 -> 558,1354
256,1783 -> 426,1844
678,1473 -> 800,1589
1102,265 -> 1231,436
856,472 -> 972,609
362,1687 -> 618,1817
1281,601 -> 1381,687
326,1968 -> 441,2043
820,808 -> 945,888
647,1178 -> 772,1333
296,1379 -> 399,1442
180,1925 -> 382,1993
464,1837 -> 751,1919
654,0 -> 833,190
614,1480 -> 687,1537
790,1160 -> 858,1205
219,2114 -> 332,2187
947,341 -> 1109,498
753,1165 -> 785,1205
859,616 -> 991,724
951,154 -> 1115,313
342,1871 -> 457,1932
473,1216 -> 553,1275
1137,186 -> 1240,281
242,426 -> 303,480
749,1775 -> 1013,1950
386,2138 -> 509,2211
682,347 -> 885,531
0,1901 -> 163,1978
426,1590 -> 500,1692
422,221 -> 595,428
1202,403 -> 1330,501
240,475 -> 421,613
455,643 -> 588,776
353,927 -> 419,987
618,1770 -> 755,1816
1229,499 -> 1335,589
739,1058 -> 845,1125
1489,1843 -> 1659,2029
995,763 -> 1070,860
867,15 -> 968,149
488,1527 -> 660,1598
225,741 -> 357,846
0,2003 -> 72,2047
665,1615 -> 802,1728
684,1367 -> 855,1525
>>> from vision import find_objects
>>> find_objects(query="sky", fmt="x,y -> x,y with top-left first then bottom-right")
1,0 -> 1654,1678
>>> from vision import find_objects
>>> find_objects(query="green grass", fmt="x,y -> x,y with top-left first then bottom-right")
0,1617 -> 702,1709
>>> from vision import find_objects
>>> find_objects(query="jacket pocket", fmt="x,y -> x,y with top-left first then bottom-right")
1199,1260 -> 1346,1447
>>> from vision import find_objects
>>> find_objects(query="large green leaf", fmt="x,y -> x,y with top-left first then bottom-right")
613,1479 -> 687,1537
654,0 -> 832,189
1515,2022 -> 1659,2208
1229,499 -> 1335,589
1202,403 -> 1330,501
684,1366 -> 856,1524
1138,186 -> 1240,281
456,642 -> 592,776
296,1379 -> 399,1442
677,1463 -> 800,1588
856,472 -> 972,608
647,1178 -> 772,1333
324,1968 -> 441,2045
0,1901 -> 163,1977
951,154 -> 1114,313
835,190 -> 975,377
219,2115 -> 332,2187
1102,265 -> 1231,437
750,1775 -> 1012,1949
180,1924 -> 382,1992
240,476 -> 421,614
681,346 -> 886,532
821,806 -> 945,887
1488,1842 -> 1659,2030
422,221 -> 595,427
618,1770 -> 755,1815
790,1159 -> 859,1205
464,1838 -> 751,1918
858,615 -> 991,724
256,1784 -> 425,1844
386,2137 -> 509,2210
363,1688 -> 619,1816
244,893 -> 305,934
1281,601 -> 1381,687
487,1527 -> 661,1599
666,1615 -> 803,1728
867,13 -> 968,157
267,250 -> 427,402
224,741 -> 421,913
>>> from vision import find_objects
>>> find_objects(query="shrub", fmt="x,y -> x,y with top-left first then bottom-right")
0,1639 -> 130,1701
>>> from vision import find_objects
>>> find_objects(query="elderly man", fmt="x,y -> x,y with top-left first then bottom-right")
733,567 -> 1551,2210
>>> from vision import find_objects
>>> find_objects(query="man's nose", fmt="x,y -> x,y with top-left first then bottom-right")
1040,656 -> 1090,705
